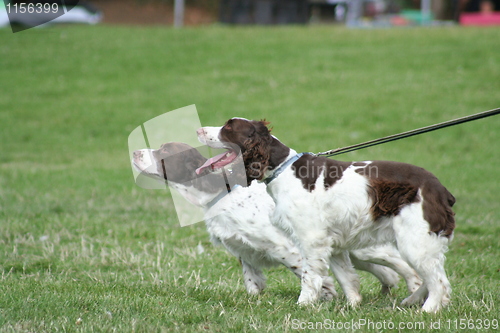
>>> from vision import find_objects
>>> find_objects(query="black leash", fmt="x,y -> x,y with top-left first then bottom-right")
315,107 -> 500,158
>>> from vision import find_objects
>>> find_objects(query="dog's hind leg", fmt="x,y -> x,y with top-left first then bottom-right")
393,203 -> 452,313
401,284 -> 428,307
350,255 -> 400,294
350,245 -> 422,294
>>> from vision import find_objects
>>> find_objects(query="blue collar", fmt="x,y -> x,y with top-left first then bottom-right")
262,153 -> 310,185
206,184 -> 242,208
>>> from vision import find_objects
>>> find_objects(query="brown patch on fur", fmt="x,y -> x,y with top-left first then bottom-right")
421,181 -> 456,237
368,178 -> 420,221
358,161 -> 455,237
292,155 -> 351,192
242,130 -> 272,184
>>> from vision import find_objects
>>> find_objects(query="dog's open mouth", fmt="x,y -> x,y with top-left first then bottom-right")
196,149 -> 239,175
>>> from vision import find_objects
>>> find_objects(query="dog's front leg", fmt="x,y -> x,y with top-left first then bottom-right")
329,252 -> 362,307
297,261 -> 328,304
240,260 -> 266,295
296,242 -> 332,305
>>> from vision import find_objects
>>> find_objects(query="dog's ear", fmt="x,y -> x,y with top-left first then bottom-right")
255,119 -> 272,135
242,125 -> 272,184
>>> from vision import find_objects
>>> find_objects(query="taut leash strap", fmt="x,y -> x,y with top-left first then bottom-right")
316,107 -> 500,158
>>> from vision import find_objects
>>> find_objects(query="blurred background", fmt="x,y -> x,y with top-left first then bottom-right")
2,0 -> 500,29
82,0 -> 500,26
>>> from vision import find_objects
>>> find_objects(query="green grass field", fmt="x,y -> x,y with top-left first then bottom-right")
0,25 -> 499,332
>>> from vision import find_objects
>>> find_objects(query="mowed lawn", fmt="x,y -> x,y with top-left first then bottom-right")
0,25 -> 499,332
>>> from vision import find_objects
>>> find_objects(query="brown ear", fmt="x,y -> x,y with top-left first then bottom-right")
242,129 -> 272,184
256,119 -> 272,134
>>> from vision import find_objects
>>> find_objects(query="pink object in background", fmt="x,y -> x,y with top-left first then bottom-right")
460,12 -> 500,25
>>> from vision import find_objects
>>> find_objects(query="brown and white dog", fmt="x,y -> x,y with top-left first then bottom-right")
197,118 -> 455,313
133,142 -> 421,300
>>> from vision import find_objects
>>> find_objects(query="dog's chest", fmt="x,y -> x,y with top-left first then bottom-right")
204,185 -> 275,239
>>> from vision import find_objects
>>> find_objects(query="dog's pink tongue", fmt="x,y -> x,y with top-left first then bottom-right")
195,152 -> 228,174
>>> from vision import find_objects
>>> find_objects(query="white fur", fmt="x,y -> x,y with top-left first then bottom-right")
196,126 -> 225,149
